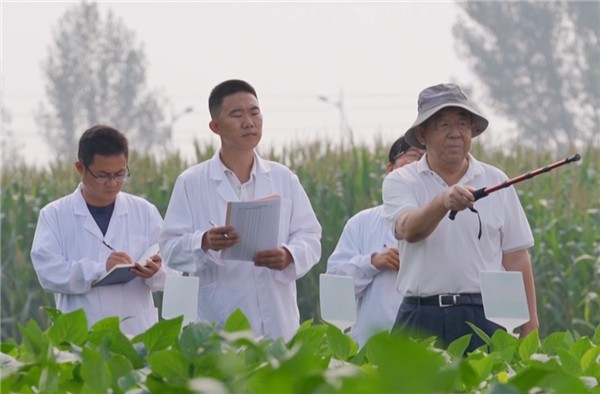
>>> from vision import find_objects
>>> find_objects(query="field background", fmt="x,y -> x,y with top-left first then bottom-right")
2,140 -> 598,341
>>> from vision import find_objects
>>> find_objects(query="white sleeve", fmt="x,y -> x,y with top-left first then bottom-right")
326,214 -> 379,298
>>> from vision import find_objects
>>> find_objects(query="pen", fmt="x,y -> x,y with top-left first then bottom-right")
209,220 -> 229,239
102,240 -> 116,251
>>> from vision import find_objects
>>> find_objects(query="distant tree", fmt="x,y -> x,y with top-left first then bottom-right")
453,1 -> 599,151
36,1 -> 171,160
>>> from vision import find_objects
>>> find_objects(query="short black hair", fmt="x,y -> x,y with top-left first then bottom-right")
388,136 -> 412,164
77,125 -> 129,166
208,79 -> 258,119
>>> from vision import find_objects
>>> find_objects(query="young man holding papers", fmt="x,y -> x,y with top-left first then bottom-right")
160,80 -> 322,341
31,125 -> 173,335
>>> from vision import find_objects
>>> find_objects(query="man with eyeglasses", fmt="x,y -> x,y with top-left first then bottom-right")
31,125 -> 172,335
326,136 -> 424,347
382,84 -> 538,353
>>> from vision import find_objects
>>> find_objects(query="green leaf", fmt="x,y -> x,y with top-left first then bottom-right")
40,307 -> 63,323
288,323 -> 327,356
470,354 -> 495,383
541,331 -> 572,355
490,329 -> 518,362
19,320 -> 50,362
518,329 -> 539,360
580,345 -> 600,377
178,322 -> 219,361
132,315 -> 183,354
326,323 -> 358,361
81,346 -> 111,393
106,353 -> 133,389
466,321 -> 491,346
90,316 -> 121,334
447,334 -> 471,359
147,349 -> 191,380
48,309 -> 88,347
556,348 -> 582,376
569,337 -> 592,360
223,308 -> 252,333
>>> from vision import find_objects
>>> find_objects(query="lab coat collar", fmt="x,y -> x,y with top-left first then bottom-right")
208,151 -> 274,202
72,183 -> 128,242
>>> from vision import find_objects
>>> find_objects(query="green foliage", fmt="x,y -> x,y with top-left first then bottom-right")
2,309 -> 598,393
1,140 -> 599,345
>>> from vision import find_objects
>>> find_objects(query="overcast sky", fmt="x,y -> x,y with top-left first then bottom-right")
2,1 -> 510,166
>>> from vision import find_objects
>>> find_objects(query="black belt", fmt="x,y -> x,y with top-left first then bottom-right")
403,293 -> 483,307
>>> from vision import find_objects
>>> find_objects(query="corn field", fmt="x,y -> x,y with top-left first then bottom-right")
1,140 -> 598,342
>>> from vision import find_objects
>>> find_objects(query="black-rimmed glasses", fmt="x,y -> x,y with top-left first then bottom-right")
85,165 -> 130,184
393,148 -> 424,162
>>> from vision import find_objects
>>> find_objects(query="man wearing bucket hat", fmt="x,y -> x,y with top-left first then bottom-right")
382,83 -> 538,352
326,136 -> 424,347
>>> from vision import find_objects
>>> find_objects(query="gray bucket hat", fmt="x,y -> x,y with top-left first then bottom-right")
404,83 -> 489,149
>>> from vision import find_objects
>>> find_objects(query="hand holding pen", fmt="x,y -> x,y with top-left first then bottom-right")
202,221 -> 239,252
102,240 -> 133,270
102,240 -> 160,277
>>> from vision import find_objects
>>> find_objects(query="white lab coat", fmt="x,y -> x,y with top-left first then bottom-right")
326,205 -> 402,347
30,184 -> 169,336
160,152 -> 321,341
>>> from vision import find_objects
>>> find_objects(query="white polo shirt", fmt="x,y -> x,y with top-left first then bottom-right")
382,154 -> 534,297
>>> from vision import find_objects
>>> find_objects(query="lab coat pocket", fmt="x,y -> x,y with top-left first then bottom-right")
278,198 -> 292,245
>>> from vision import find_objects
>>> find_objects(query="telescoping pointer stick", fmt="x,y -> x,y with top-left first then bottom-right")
449,153 -> 581,220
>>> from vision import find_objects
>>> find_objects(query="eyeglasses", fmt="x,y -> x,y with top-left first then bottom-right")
85,165 -> 130,184
393,149 -> 424,162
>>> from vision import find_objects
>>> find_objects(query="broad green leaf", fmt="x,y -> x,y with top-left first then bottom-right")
447,334 -> 471,359
365,332 -> 445,393
288,323 -> 327,355
469,354 -> 495,383
580,346 -> 600,377
147,349 -> 190,379
89,316 -> 120,334
556,348 -> 582,376
81,346 -> 111,393
326,324 -> 358,361
106,353 -> 133,388
518,329 -> 539,360
178,321 -> 220,360
132,316 -> 183,354
40,307 -> 63,323
541,331 -> 572,355
490,330 -> 518,362
569,337 -> 593,359
509,365 -> 552,391
458,357 -> 480,390
48,309 -> 88,347
223,308 -> 252,333
486,381 -> 521,394
593,325 -> 600,345
38,364 -> 60,393
19,320 -> 50,363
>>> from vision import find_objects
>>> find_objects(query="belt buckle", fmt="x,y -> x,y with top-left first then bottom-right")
438,294 -> 458,307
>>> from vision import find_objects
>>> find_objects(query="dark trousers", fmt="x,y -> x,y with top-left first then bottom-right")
393,300 -> 504,354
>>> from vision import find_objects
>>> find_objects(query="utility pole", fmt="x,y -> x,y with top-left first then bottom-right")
318,89 -> 354,147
